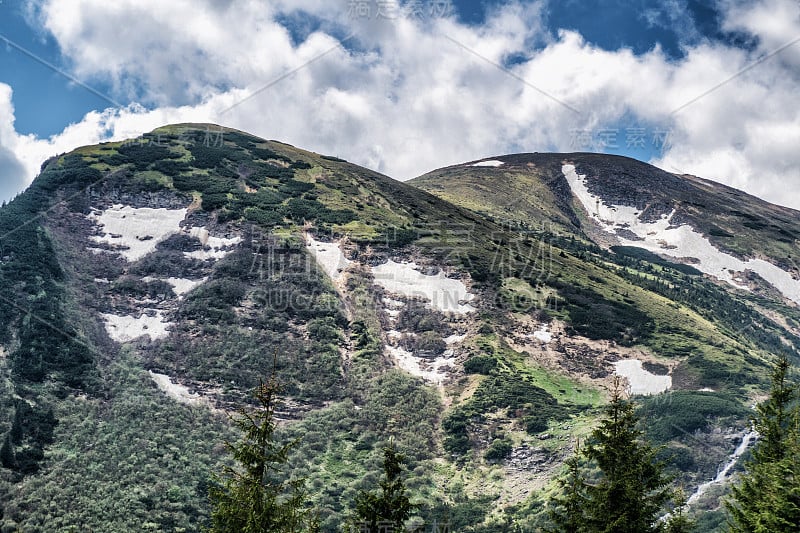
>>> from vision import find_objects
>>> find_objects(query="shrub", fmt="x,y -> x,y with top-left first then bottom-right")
484,438 -> 513,462
251,147 -> 290,162
201,192 -> 229,211
464,356 -> 497,375
243,207 -> 284,227
188,144 -> 228,168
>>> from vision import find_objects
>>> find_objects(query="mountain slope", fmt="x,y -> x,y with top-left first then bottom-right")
413,153 -> 800,286
0,125 -> 796,531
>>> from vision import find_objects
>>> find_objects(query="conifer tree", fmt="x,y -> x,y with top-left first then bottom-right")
548,377 -> 682,533
352,439 -> 414,532
548,450 -> 589,532
0,433 -> 15,469
727,354 -> 800,532
582,377 -> 674,532
664,489 -> 695,533
208,377 -> 318,533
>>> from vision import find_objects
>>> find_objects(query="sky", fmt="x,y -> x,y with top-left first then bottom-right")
0,0 -> 798,209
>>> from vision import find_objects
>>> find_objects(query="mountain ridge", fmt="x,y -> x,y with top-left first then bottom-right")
0,123 -> 796,531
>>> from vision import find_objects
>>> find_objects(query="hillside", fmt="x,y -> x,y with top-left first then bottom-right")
0,125 -> 797,531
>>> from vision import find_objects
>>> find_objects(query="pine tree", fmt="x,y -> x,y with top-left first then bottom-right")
0,433 -> 15,469
753,355 -> 795,463
548,449 -> 589,532
727,354 -> 800,532
664,489 -> 695,533
549,377 -> 678,533
208,377 -> 318,533
352,440 -> 414,532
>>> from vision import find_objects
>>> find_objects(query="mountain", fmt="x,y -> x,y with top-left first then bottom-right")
0,124 -> 797,532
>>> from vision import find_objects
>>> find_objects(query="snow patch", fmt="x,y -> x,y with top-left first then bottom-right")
165,277 -> 205,296
89,204 -> 187,262
371,260 -> 476,314
189,227 -> 210,245
613,359 -> 671,395
386,346 -> 453,385
531,324 -> 552,343
184,228 -> 241,260
563,164 -> 800,304
148,371 -> 205,406
101,311 -> 171,342
383,297 -> 405,308
471,160 -> 504,167
305,234 -> 351,282
444,334 -> 467,344
143,276 -> 206,297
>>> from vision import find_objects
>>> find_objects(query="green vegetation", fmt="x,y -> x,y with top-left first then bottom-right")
548,378 -> 693,532
0,352 -> 233,532
726,354 -> 800,532
638,392 -> 749,443
447,333 -> 601,456
351,440 -> 414,532
209,378 -> 318,533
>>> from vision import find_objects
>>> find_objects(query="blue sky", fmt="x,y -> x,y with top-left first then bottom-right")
0,0 -> 798,207
0,2 -> 105,135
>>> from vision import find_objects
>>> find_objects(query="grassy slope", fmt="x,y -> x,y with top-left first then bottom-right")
412,152 -> 800,272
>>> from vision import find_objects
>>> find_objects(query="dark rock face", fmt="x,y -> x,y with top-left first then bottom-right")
505,444 -> 554,472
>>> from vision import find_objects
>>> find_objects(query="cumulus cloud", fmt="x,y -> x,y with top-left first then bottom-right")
0,84 -> 33,202
0,0 -> 798,209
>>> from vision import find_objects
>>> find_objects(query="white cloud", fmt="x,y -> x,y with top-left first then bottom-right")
1,84 -> 39,201
0,0 -> 798,210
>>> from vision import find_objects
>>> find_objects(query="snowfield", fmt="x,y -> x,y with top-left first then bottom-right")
305,234 -> 351,282
164,277 -> 205,296
371,260 -> 476,314
563,165 -> 800,304
89,205 -> 187,262
444,333 -> 467,344
101,311 -> 171,342
612,359 -> 672,395
88,207 -> 241,264
531,324 -> 552,343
